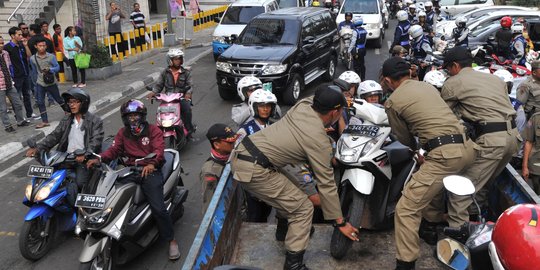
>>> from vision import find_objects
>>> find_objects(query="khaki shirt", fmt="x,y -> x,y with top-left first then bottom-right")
385,80 -> 465,148
523,113 -> 540,175
441,67 -> 516,123
517,76 -> 540,114
236,97 -> 342,220
200,157 -> 226,203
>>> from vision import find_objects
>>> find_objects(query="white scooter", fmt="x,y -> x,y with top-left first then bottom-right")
330,100 -> 417,259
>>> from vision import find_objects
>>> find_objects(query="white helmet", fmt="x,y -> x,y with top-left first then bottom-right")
493,69 -> 513,83
473,66 -> 491,74
418,11 -> 426,18
409,24 -> 424,39
405,0 -> 413,5
423,70 -> 447,89
424,1 -> 433,8
248,89 -> 277,118
166,48 -> 184,66
338,71 -> 361,86
455,16 -> 468,27
511,23 -> 523,34
358,80 -> 383,99
237,76 -> 263,102
409,4 -> 416,10
397,10 -> 408,21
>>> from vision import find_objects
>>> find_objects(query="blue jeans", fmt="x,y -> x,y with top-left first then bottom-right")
35,84 -> 64,123
13,76 -> 33,118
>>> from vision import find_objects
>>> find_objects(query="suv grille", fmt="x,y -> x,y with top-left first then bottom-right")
230,62 -> 265,76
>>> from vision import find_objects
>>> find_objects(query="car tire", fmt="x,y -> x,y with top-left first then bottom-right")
218,86 -> 237,101
283,73 -> 303,106
373,35 -> 383,49
323,56 -> 337,81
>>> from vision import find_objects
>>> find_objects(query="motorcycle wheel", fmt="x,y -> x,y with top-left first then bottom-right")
19,216 -> 57,261
330,186 -> 366,260
79,245 -> 114,270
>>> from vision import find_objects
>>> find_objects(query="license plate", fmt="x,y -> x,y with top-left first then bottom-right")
343,125 -> 380,138
27,165 -> 54,178
158,106 -> 176,113
75,194 -> 106,209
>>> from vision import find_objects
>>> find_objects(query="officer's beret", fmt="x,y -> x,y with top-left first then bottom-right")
313,84 -> 347,111
206,123 -> 237,142
382,57 -> 411,77
443,46 -> 472,68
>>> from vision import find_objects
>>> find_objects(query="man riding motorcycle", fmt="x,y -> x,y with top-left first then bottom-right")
424,1 -> 436,28
87,99 -> 181,260
338,70 -> 361,99
495,16 -> 513,59
338,12 -> 354,31
409,24 -> 433,80
408,4 -> 417,24
25,87 -> 104,199
511,23 -> 527,66
452,16 -> 469,47
392,11 -> 411,53
358,80 -> 383,104
146,48 -> 195,137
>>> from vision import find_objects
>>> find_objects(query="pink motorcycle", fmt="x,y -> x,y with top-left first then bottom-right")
151,92 -> 188,150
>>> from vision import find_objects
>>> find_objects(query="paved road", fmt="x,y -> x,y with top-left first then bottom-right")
0,20 -> 396,270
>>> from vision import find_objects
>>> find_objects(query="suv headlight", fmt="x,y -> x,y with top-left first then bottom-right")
216,61 -> 232,73
213,36 -> 226,44
365,23 -> 381,30
262,64 -> 287,75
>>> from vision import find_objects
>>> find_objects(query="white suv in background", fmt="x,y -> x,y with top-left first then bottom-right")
336,0 -> 385,48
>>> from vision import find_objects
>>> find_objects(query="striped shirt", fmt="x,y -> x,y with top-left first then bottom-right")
130,11 -> 145,28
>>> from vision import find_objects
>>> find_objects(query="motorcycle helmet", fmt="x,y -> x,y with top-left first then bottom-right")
473,66 -> 491,74
353,17 -> 364,27
237,76 -> 263,102
491,204 -> 540,270
358,80 -> 383,101
166,48 -> 184,66
404,0 -> 413,6
409,4 -> 416,13
455,16 -> 467,28
338,71 -> 361,89
493,69 -> 514,93
397,10 -> 408,21
423,70 -> 447,89
324,0 -> 332,8
408,24 -> 424,39
248,89 -> 277,119
61,87 -> 91,114
500,16 -> 512,29
345,12 -> 353,19
312,0 -> 320,7
120,99 -> 147,136
424,1 -> 433,10
418,11 -> 426,18
527,51 -> 540,63
392,45 -> 409,57
511,23 -> 523,34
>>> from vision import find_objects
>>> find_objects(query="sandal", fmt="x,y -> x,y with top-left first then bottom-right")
35,122 -> 51,129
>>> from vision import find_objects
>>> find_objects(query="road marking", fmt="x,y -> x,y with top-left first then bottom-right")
375,48 -> 380,55
387,41 -> 392,49
0,231 -> 18,237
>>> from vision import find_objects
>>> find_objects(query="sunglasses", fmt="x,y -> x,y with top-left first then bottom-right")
21,27 -> 28,30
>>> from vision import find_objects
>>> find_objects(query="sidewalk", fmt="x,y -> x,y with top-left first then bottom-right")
0,26 -> 215,161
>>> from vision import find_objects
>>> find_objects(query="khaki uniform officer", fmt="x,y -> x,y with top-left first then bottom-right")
230,85 -> 359,270
200,123 -> 237,213
441,46 -> 519,227
517,60 -> 540,119
382,57 -> 476,270
522,112 -> 540,194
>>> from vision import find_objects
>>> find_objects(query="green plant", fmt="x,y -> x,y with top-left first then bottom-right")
510,0 -> 540,6
87,44 -> 113,68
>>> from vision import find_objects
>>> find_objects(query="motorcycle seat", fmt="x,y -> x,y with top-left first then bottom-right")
382,141 -> 413,165
161,151 -> 174,181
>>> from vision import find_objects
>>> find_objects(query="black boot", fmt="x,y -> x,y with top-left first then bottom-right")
283,250 -> 309,270
418,219 -> 438,245
395,259 -> 416,270
276,217 -> 288,241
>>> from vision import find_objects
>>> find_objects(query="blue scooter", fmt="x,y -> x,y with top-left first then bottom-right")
19,140 -> 84,261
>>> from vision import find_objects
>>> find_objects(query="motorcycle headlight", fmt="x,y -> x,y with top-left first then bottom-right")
35,186 -> 52,202
213,35 -> 226,44
25,184 -> 33,200
516,68 -> 526,76
337,139 -> 363,164
216,61 -> 232,73
360,138 -> 379,156
262,64 -> 287,75
161,119 -> 175,128
87,208 -> 112,225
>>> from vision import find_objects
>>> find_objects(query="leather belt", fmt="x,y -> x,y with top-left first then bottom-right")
423,134 -> 464,153
475,120 -> 516,137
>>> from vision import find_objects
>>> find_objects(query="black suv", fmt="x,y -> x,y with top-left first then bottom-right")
216,7 -> 340,105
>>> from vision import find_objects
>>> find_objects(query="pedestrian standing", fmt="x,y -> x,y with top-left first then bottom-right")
0,36 -> 29,133
30,37 -> 67,129
522,113 -> 540,195
349,17 -> 367,81
381,56 -> 476,270
441,46 -> 519,227
64,26 -> 86,88
230,85 -> 359,270
28,24 -> 54,55
106,1 -> 126,57
40,21 -> 53,42
130,3 -> 146,49
18,23 -> 30,39
517,61 -> 540,119
4,27 -> 36,120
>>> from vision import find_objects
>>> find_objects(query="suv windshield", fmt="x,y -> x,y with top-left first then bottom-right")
238,19 -> 300,45
221,6 -> 266,25
278,0 -> 299,8
340,0 -> 378,14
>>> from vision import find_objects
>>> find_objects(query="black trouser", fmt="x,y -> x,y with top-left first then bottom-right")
135,27 -> 146,48
109,32 -> 126,56
67,59 -> 86,84
180,99 -> 194,132
353,49 -> 366,81
118,171 -> 174,241
245,190 -> 272,222
13,76 -> 33,118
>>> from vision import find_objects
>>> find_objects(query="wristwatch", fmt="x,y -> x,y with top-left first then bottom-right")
332,219 -> 347,228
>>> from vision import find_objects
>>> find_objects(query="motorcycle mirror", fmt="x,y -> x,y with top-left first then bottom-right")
443,175 -> 475,196
436,238 -> 471,270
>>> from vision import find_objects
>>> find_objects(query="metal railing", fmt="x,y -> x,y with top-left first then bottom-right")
7,0 -> 49,24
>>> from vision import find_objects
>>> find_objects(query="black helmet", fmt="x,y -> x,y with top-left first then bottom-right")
61,88 -> 91,113
345,12 -> 353,18
120,99 -> 147,135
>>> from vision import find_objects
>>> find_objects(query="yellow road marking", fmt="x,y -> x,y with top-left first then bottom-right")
0,231 -> 18,237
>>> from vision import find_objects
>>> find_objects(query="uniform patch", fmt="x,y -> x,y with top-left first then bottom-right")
302,173 -> 313,184
384,99 -> 393,109
141,137 -> 150,145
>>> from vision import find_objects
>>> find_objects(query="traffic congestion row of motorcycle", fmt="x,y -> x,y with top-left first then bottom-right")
19,92 -> 190,269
